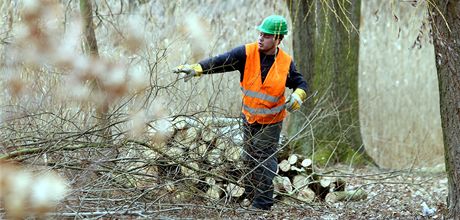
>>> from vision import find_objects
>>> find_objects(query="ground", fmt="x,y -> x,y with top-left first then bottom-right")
0,165 -> 447,219
117,165 -> 448,219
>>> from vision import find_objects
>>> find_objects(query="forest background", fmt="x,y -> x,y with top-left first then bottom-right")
0,0 -> 449,219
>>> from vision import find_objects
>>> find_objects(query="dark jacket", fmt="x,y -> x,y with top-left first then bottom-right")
198,45 -> 308,92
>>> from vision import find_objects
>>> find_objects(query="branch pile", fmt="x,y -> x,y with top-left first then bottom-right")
145,116 -> 367,204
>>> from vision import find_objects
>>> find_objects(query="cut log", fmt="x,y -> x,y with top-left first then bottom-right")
172,116 -> 189,130
202,127 -> 218,143
320,177 -> 333,188
297,187 -> 315,203
140,146 -> 160,160
148,118 -> 175,144
180,162 -> 199,179
218,125 -> 243,144
325,189 -> 367,203
188,143 -> 208,160
149,141 -> 167,152
231,132 -> 244,146
273,176 -> 293,193
215,138 -> 228,150
202,117 -> 241,127
207,148 -> 222,166
164,146 -> 185,162
226,183 -> 245,198
205,177 -> 216,185
300,158 -> 312,168
223,145 -> 243,162
206,125 -> 243,145
279,159 -> 291,172
287,154 -> 299,165
206,185 -> 223,200
292,174 -> 310,190
186,127 -> 201,142
172,116 -> 201,130
318,177 -> 346,192
173,127 -> 200,146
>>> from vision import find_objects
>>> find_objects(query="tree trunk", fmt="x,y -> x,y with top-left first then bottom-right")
286,0 -> 372,165
430,1 -> 460,218
80,0 -> 111,141
80,0 -> 99,57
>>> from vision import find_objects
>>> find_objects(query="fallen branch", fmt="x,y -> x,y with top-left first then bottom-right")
0,143 -> 102,160
46,208 -> 184,218
325,189 -> 367,203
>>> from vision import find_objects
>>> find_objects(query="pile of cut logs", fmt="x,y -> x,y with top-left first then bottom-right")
275,153 -> 366,203
146,116 -> 367,203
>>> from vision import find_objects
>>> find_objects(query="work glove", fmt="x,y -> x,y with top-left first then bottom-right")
285,88 -> 307,112
173,63 -> 203,82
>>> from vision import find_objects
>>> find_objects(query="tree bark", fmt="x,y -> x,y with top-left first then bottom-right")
430,0 -> 460,218
80,0 -> 99,57
80,0 -> 111,141
286,0 -> 372,165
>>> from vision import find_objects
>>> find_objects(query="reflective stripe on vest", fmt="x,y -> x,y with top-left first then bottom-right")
241,87 -> 281,103
240,42 -> 291,124
242,103 -> 286,115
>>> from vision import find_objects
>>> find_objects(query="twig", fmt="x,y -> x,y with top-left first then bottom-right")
46,208 -> 183,217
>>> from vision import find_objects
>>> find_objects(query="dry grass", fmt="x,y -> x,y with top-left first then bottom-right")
359,0 -> 443,169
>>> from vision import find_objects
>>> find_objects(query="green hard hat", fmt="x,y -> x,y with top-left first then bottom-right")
257,15 -> 288,35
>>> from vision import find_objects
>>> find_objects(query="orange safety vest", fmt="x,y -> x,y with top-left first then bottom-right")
241,42 -> 291,124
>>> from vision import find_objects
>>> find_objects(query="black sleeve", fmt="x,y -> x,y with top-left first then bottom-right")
199,45 -> 246,78
286,61 -> 308,91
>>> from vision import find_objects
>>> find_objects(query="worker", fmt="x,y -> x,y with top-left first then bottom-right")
174,15 -> 308,210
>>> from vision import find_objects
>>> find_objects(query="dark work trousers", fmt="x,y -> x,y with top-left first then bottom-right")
242,119 -> 282,210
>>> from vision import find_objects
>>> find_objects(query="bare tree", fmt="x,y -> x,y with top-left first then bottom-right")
285,0 -> 373,165
80,0 -> 111,141
429,0 -> 460,218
